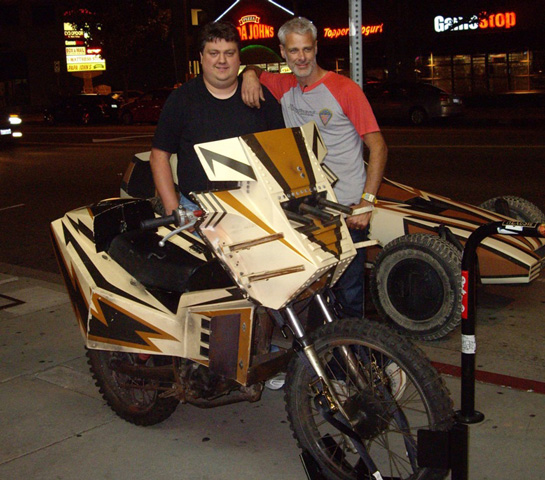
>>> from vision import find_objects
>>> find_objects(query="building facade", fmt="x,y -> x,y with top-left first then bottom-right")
1,0 -> 543,111
305,0 -> 545,94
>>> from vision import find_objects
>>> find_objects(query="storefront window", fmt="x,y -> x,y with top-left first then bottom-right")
453,55 -> 471,93
418,50 -> 538,95
472,55 -> 488,94
509,51 -> 531,91
488,54 -> 508,93
531,51 -> 545,89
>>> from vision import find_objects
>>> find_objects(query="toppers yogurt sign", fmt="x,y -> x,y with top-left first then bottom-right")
434,11 -> 516,33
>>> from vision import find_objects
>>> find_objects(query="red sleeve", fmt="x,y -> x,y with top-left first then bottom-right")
325,74 -> 380,137
261,71 -> 298,102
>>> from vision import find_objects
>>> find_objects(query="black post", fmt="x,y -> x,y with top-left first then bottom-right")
456,220 -> 545,423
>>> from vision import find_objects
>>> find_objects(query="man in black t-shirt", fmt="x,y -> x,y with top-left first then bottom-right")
150,21 -> 284,215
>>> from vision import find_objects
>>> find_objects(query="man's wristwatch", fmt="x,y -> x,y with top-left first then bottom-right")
362,192 -> 377,204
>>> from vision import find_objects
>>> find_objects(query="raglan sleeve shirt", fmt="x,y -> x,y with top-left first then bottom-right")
260,71 -> 380,206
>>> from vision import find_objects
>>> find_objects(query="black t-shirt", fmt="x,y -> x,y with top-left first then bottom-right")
152,76 -> 285,196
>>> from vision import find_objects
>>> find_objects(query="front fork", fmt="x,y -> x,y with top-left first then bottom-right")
282,292 -> 364,419
282,293 -> 384,475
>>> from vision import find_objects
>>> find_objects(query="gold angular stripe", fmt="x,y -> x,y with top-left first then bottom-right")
213,190 -> 311,263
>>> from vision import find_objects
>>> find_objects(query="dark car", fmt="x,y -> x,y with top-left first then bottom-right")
118,88 -> 173,125
0,112 -> 22,146
43,94 -> 121,125
363,81 -> 463,125
110,90 -> 144,105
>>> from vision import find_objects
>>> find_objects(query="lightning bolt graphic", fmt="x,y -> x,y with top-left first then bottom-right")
199,148 -> 256,180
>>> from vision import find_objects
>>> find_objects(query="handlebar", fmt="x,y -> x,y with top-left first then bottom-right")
140,209 -> 204,231
140,213 -> 179,230
140,208 -> 204,247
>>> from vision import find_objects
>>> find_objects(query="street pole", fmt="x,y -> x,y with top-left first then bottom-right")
349,0 -> 363,87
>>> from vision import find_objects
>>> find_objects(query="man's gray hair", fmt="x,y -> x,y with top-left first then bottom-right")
278,17 -> 317,45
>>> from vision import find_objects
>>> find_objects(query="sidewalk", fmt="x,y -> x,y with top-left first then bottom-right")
1,264 -> 544,479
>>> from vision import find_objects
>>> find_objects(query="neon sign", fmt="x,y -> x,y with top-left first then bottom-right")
237,14 -> 274,41
434,11 -> 516,33
239,15 -> 260,25
323,24 -> 384,39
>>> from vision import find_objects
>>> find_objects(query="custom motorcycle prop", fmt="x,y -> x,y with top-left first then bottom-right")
122,148 -> 545,343
51,123 -> 453,480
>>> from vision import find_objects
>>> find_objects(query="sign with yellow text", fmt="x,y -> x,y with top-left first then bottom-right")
64,22 -> 106,72
237,15 -> 275,41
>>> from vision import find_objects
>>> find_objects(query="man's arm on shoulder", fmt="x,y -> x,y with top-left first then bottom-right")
149,147 -> 179,215
241,66 -> 265,108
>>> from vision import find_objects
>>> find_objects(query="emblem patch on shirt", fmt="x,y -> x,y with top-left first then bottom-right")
319,108 -> 333,126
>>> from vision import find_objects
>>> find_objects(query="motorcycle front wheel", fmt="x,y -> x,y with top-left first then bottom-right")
285,318 -> 453,480
87,349 -> 179,426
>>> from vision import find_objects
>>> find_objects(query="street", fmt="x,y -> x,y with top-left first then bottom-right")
1,121 -> 545,273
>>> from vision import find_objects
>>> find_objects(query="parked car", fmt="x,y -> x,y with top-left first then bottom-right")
363,81 -> 463,125
0,111 -> 22,146
118,88 -> 173,125
43,94 -> 121,125
110,90 -> 144,105
119,149 -> 545,342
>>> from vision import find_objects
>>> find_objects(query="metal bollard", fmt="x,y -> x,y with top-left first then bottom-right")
456,221 -> 545,423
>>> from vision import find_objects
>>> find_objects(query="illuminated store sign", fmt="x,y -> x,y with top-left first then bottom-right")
66,55 -> 105,64
66,47 -> 86,56
237,15 -> 275,41
434,11 -> 516,33
324,24 -> 384,39
64,22 -> 105,72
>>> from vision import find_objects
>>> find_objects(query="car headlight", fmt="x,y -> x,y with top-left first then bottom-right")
9,115 -> 22,125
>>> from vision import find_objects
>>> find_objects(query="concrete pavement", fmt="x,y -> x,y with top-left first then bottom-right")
1,263 -> 544,480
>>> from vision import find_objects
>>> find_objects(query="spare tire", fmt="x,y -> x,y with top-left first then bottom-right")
479,196 -> 545,223
370,233 -> 462,341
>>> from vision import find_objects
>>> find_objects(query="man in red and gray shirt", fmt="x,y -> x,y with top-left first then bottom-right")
242,17 -> 388,317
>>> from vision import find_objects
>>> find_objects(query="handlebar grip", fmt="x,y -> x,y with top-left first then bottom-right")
141,213 -> 177,230
317,197 -> 353,215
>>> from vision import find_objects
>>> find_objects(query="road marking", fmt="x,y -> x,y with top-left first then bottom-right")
0,203 -> 25,212
17,141 -> 149,148
0,275 -> 18,286
432,361 -> 545,394
92,134 -> 153,143
389,144 -> 545,148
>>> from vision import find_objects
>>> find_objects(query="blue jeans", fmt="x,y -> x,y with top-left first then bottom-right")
332,228 -> 367,318
179,193 -> 199,212
179,194 -> 201,237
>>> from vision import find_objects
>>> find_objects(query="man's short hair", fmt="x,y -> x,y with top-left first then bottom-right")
278,17 -> 318,45
199,21 -> 241,53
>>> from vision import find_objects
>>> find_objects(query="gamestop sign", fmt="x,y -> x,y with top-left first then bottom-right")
434,11 -> 516,33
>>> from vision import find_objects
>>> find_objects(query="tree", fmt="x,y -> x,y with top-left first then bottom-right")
61,0 -> 172,94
